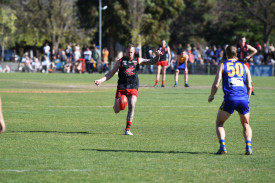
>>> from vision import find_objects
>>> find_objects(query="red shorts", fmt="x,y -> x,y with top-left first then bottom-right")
115,88 -> 138,98
157,60 -> 168,66
245,62 -> 249,69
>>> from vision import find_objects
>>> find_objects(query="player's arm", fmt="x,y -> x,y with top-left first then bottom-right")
139,50 -> 161,65
246,45 -> 257,61
208,63 -> 223,102
167,46 -> 171,67
176,55 -> 180,69
94,60 -> 120,86
0,97 -> 6,133
184,55 -> 189,73
245,65 -> 252,101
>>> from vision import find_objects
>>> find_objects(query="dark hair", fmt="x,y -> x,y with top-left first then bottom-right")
226,45 -> 237,59
127,44 -> 135,50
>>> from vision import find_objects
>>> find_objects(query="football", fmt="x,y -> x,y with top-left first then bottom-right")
119,95 -> 128,110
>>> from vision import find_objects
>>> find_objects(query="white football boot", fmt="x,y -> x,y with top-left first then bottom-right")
124,130 -> 133,135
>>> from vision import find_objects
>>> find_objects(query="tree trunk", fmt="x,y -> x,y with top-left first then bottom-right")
1,24 -> 5,62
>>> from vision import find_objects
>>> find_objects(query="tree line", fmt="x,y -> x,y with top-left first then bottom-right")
1,0 -> 274,61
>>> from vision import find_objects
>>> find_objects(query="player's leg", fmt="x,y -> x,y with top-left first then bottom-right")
155,65 -> 161,87
245,62 -> 254,95
216,109 -> 231,154
239,112 -> 253,155
113,89 -> 122,113
174,69 -> 179,87
0,97 -> 6,133
125,95 -> 137,135
184,69 -> 189,87
113,98 -> 121,113
161,65 -> 166,87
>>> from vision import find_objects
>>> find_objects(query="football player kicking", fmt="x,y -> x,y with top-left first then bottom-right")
95,44 -> 162,135
208,45 -> 253,155
0,97 -> 6,133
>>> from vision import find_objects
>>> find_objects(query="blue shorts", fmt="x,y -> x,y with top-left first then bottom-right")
219,100 -> 249,115
177,63 -> 185,70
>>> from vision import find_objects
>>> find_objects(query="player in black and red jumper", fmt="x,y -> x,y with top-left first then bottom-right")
95,44 -> 162,135
154,39 -> 171,87
237,36 -> 257,95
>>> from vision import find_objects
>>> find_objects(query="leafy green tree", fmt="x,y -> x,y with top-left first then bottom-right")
0,4 -> 17,61
208,0 -> 275,45
170,0 -> 215,48
142,0 -> 185,47
12,0 -> 88,52
240,0 -> 275,43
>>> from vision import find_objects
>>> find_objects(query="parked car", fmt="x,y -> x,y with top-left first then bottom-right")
0,49 -> 20,61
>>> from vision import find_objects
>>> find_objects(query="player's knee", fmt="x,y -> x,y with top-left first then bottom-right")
216,120 -> 225,126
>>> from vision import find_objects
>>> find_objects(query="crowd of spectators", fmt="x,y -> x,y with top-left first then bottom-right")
19,42 -> 109,74
16,41 -> 275,74
173,42 -> 275,67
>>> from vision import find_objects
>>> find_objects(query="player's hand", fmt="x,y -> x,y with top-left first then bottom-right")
155,50 -> 162,56
94,80 -> 101,86
208,95 -> 214,103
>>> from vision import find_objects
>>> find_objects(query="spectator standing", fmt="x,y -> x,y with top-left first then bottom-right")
263,43 -> 269,64
253,50 -> 263,65
84,47 -> 93,73
146,44 -> 154,74
269,43 -> 275,60
92,46 -> 100,72
102,47 -> 109,73
65,43 -> 73,62
51,46 -> 57,61
192,47 -> 200,64
203,46 -> 211,64
215,45 -> 223,64
43,43 -> 51,60
71,46 -> 81,73
134,45 -> 140,58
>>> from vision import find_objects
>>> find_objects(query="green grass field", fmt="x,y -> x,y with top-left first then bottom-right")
0,73 -> 274,183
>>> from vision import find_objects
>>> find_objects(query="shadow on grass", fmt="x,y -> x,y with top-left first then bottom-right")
81,148 -> 210,155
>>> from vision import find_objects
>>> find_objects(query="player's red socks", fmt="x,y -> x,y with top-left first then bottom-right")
162,80 -> 165,85
125,121 -> 132,130
155,80 -> 159,85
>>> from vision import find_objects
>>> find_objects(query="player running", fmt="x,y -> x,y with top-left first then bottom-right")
208,45 -> 253,155
95,44 -> 162,135
174,49 -> 190,87
0,97 -> 6,133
